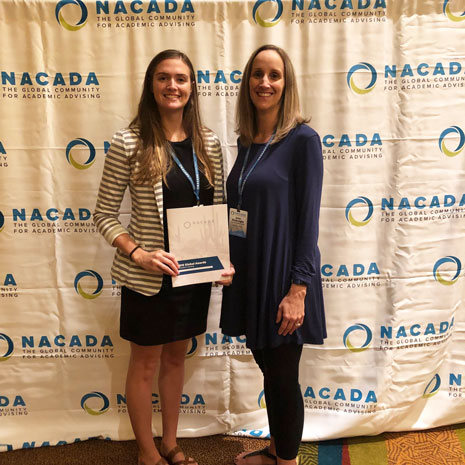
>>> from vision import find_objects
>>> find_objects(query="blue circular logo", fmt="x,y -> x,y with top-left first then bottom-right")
0,333 -> 14,362
81,391 -> 110,415
66,138 -> 96,170
439,126 -> 465,157
345,197 -> 374,227
185,336 -> 198,358
423,374 -> 441,398
55,0 -> 88,31
258,390 -> 266,408
443,0 -> 465,22
252,0 -> 283,27
347,63 -> 377,94
343,324 -> 372,352
0,211 -> 4,233
74,270 -> 104,299
433,256 -> 461,286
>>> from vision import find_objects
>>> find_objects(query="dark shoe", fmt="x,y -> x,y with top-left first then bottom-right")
234,447 -> 277,465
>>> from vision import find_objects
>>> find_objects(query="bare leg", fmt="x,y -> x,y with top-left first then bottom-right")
159,339 -> 197,465
126,342 -> 163,465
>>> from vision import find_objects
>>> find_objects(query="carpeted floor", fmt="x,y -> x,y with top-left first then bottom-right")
2,423 -> 465,465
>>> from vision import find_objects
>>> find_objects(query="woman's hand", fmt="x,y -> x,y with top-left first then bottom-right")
276,284 -> 307,336
215,263 -> 235,286
132,248 -> 179,276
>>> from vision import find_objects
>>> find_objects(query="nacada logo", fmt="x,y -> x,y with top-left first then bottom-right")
350,61 -> 465,94
0,333 -> 14,362
345,197 -> 374,226
66,138 -> 96,169
185,336 -> 198,358
253,0 -> 283,27
56,1 -> 196,30
343,324 -> 372,352
347,62 -> 377,94
443,0 -> 465,22
439,126 -> 465,157
74,270 -> 104,299
433,256 -> 461,285
348,193 -> 465,225
292,0 -> 385,9
1,71 -> 99,87
56,0 -> 88,30
95,0 -> 195,14
423,374 -> 441,398
21,334 -> 113,349
81,392 -> 110,415
303,385 -> 377,403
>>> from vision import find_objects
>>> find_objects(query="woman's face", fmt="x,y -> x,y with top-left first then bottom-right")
152,58 -> 192,114
249,49 -> 285,115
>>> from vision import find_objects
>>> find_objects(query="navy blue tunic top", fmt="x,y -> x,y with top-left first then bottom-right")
220,124 -> 326,350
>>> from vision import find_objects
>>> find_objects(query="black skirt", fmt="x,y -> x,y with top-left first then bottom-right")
120,138 -> 214,346
120,278 -> 211,346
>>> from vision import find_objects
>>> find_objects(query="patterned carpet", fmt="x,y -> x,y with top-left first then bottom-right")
297,423 -> 465,465
2,424 -> 465,464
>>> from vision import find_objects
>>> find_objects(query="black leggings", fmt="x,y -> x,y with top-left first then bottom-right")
251,343 -> 304,460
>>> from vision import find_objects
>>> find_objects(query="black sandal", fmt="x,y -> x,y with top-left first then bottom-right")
235,447 -> 277,465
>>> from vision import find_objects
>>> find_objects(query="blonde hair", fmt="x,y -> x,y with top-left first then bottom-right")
236,44 -> 309,146
129,50 -> 213,186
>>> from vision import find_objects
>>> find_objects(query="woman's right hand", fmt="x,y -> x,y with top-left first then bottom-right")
131,248 -> 179,276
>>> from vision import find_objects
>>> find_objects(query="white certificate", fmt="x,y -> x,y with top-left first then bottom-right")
167,204 -> 230,287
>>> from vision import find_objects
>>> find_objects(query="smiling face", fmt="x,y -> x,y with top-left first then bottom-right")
249,49 -> 285,115
152,58 -> 192,114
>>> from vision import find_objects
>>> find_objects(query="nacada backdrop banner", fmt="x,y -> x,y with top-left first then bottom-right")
1,0 -> 465,451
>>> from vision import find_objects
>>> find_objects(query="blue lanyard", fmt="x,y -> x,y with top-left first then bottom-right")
237,133 -> 275,209
169,144 -> 200,206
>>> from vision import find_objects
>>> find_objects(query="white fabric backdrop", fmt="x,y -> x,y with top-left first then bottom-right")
1,0 -> 465,451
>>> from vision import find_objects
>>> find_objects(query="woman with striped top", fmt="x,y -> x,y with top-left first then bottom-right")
94,49 -> 233,465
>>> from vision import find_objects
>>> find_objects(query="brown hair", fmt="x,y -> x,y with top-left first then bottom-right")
236,44 -> 309,146
130,49 -> 212,185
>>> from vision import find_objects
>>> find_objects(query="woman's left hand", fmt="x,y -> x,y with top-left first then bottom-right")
215,263 -> 235,286
276,284 -> 307,336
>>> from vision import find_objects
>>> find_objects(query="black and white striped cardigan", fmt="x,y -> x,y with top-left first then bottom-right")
94,127 -> 225,296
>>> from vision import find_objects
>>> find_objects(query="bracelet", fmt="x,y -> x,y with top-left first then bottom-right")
128,245 -> 141,261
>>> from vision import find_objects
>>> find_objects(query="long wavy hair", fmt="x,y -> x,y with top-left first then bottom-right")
130,49 -> 213,185
236,44 -> 309,146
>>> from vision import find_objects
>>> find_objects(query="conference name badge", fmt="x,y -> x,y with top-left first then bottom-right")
229,208 -> 247,238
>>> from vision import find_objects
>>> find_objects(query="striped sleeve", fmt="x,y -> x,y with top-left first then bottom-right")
93,129 -> 134,246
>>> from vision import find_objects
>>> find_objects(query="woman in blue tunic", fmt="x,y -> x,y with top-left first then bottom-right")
221,45 -> 326,465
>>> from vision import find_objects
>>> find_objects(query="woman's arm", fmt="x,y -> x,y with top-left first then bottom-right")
290,131 -> 323,284
93,130 -> 179,276
93,130 -> 132,246
113,233 -> 179,276
276,130 -> 324,336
